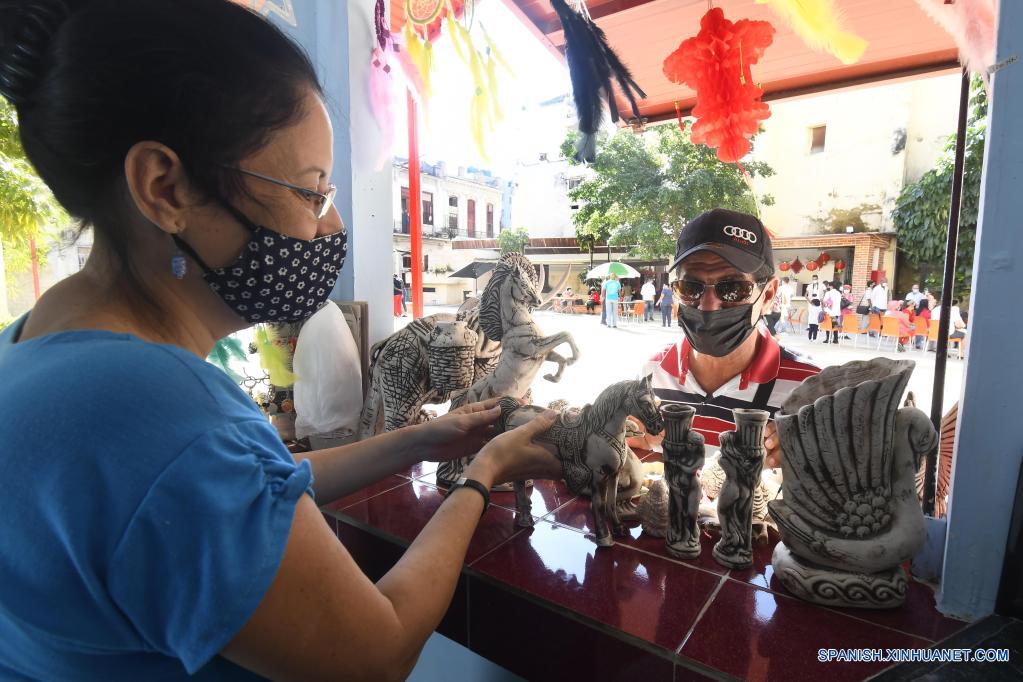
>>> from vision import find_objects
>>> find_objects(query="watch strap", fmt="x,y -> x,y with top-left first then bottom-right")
448,476 -> 490,515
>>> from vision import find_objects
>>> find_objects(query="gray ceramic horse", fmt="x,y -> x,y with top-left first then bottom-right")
495,378 -> 664,547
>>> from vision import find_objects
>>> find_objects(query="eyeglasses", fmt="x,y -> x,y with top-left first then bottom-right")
675,278 -> 765,306
223,166 -> 337,220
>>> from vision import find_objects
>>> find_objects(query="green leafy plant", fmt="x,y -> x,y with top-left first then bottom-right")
563,124 -> 774,260
0,99 -> 69,297
497,226 -> 530,254
893,78 -> 986,302
808,203 -> 881,234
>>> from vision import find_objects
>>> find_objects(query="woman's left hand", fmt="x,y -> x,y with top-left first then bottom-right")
411,398 -> 504,463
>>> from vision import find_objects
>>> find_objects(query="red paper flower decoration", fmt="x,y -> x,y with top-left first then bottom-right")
662,8 -> 775,163
806,260 -> 819,272
778,261 -> 790,272
835,259 -> 846,271
790,257 -> 803,274
819,252 -> 831,264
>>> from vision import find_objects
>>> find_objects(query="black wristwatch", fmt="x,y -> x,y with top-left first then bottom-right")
447,476 -> 490,515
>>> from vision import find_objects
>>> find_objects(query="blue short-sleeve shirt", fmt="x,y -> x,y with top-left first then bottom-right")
0,315 -> 313,680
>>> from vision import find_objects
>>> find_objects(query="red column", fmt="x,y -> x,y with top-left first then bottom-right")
29,238 -> 41,301
407,90 -> 424,319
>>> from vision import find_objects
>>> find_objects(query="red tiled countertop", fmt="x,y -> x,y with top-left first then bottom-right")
320,450 -> 968,681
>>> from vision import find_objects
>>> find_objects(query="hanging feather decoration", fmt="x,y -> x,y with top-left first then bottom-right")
403,20 -> 434,101
368,0 -> 395,170
914,0 -> 996,91
549,0 -> 646,163
663,7 -> 775,164
390,28 -> 426,101
207,335 -> 248,384
255,325 -> 297,388
755,0 -> 867,65
446,8 -> 509,160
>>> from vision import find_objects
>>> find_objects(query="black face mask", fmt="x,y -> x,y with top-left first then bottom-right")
678,288 -> 765,357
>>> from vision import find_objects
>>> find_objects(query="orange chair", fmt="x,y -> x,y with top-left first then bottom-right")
878,316 -> 903,351
929,319 -> 967,358
632,301 -> 645,322
855,315 -> 882,348
841,314 -> 861,341
912,317 -> 929,351
820,315 -> 833,333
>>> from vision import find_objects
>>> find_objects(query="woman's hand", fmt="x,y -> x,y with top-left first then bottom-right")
466,411 -> 563,488
410,399 -> 504,463
764,420 -> 782,468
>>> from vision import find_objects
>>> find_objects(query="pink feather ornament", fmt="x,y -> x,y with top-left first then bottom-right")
368,0 -> 395,170
915,0 -> 997,89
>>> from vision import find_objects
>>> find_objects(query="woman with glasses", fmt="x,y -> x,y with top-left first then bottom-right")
0,1 -> 559,679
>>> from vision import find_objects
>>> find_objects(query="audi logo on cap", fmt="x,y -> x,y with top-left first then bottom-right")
723,225 -> 758,244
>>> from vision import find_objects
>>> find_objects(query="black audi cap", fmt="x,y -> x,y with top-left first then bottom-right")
668,208 -> 774,277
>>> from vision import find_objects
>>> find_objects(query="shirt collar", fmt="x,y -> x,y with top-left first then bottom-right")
670,325 -> 781,392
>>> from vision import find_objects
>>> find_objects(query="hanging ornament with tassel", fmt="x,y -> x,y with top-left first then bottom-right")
369,0 -> 396,170
755,0 -> 868,65
663,7 -> 775,164
550,0 -> 646,163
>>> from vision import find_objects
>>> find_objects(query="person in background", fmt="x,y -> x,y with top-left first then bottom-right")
656,281 -> 674,327
641,278 -> 657,322
639,209 -> 819,469
807,297 -> 823,341
905,284 -> 925,309
870,279 -> 889,327
562,286 -> 574,312
604,273 -> 622,328
858,279 -> 875,332
925,287 -> 937,311
885,301 -> 913,352
776,276 -> 795,333
806,273 -> 822,300
839,283 -> 854,338
822,281 -> 842,344
764,288 -> 782,339
393,274 -> 405,318
586,287 -> 600,314
913,298 -> 932,350
600,278 -> 608,325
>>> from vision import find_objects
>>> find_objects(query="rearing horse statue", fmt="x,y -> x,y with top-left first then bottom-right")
437,252 -> 580,485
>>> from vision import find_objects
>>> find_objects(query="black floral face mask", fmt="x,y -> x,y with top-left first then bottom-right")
173,204 -> 347,324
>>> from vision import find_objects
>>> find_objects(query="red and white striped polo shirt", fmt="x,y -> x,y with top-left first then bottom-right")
640,328 -> 819,448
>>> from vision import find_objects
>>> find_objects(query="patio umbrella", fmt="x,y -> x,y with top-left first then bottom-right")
449,260 -> 497,294
585,261 -> 641,280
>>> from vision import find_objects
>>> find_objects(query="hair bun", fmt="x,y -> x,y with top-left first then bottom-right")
0,0 -> 72,104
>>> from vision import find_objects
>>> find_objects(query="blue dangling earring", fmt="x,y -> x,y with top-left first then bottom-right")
171,242 -> 187,280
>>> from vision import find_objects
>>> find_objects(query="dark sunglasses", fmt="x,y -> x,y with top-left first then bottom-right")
675,278 -> 766,305
223,166 -> 337,220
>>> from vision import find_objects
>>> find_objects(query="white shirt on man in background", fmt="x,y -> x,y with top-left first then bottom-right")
823,287 -> 843,318
870,282 -> 889,310
641,280 -> 656,302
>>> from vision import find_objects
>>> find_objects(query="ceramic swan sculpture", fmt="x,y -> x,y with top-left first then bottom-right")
769,358 -> 938,607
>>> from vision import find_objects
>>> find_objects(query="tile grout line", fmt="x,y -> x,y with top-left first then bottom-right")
717,572 -> 941,644
676,573 -> 728,656
321,478 -> 410,516
615,542 -> 730,581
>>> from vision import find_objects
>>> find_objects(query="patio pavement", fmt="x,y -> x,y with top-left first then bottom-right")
402,306 -> 965,420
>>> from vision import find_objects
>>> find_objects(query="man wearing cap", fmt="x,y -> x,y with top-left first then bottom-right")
640,209 -> 819,467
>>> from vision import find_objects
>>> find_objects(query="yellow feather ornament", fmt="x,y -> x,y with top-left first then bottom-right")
255,325 -> 297,388
403,21 -> 433,100
756,0 -> 868,65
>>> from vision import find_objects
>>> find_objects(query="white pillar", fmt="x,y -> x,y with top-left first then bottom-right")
939,0 -> 1023,619
271,0 -> 393,346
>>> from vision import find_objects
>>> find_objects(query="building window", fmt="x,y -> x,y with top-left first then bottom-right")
422,191 -> 433,225
448,195 -> 458,207
402,254 -> 411,270
486,203 -> 494,238
539,152 -> 548,162
810,125 -> 826,154
423,254 -> 429,271
467,198 -> 476,237
400,186 -> 410,233
567,177 -> 582,190
448,195 -> 458,231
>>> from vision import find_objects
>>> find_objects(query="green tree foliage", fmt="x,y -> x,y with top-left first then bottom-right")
893,79 -> 986,301
497,226 -> 530,254
0,99 -> 68,284
563,123 -> 774,260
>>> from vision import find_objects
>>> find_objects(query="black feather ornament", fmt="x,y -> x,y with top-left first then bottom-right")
549,0 -> 646,162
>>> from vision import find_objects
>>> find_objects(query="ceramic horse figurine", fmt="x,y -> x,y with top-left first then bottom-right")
437,252 -> 581,485
495,378 -> 664,547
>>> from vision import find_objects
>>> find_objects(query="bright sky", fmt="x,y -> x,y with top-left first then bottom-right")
390,0 -> 570,176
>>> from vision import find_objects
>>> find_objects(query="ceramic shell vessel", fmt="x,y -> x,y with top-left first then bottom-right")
769,358 -> 938,608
